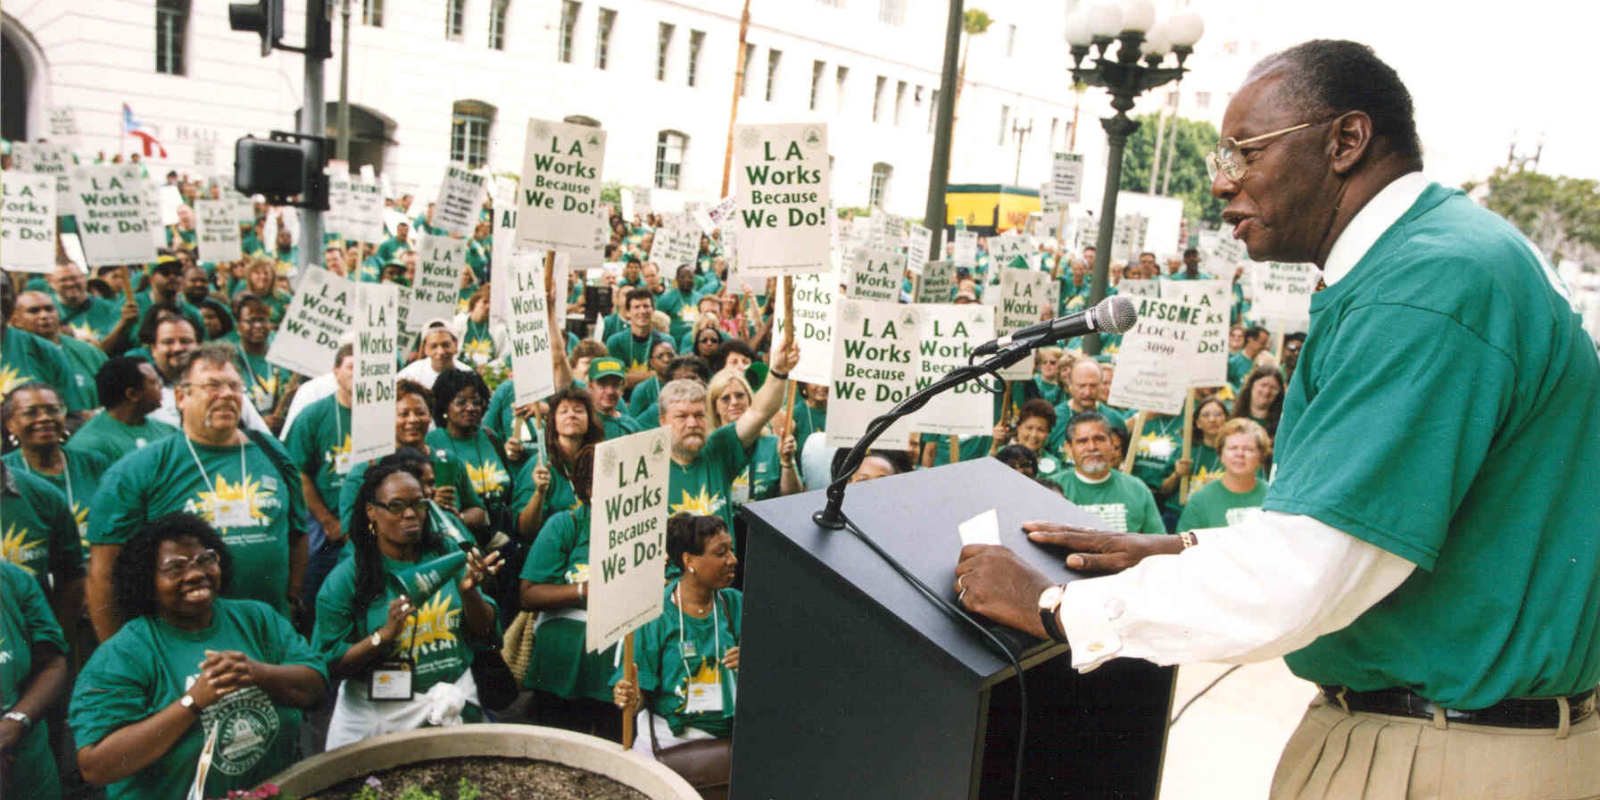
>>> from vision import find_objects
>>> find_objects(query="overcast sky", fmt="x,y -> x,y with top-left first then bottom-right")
1177,0 -> 1600,186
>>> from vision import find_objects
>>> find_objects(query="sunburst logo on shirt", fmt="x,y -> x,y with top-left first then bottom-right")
406,592 -> 460,650
247,372 -> 279,411
673,657 -> 722,712
1137,432 -> 1177,462
670,487 -> 724,517
68,322 -> 99,341
461,337 -> 494,363
465,459 -> 509,497
1191,463 -> 1220,489
189,475 -> 273,525
0,365 -> 29,396
324,434 -> 352,471
0,525 -> 38,573
565,562 -> 591,586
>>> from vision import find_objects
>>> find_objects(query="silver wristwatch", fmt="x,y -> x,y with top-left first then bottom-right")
3,710 -> 30,729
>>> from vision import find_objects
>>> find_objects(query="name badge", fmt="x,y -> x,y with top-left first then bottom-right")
214,498 -> 255,528
731,482 -> 750,505
680,639 -> 698,661
685,679 -> 723,714
335,451 -> 353,475
368,661 -> 414,700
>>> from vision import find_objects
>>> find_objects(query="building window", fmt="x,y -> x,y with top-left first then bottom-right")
869,162 -> 892,208
446,0 -> 466,40
810,60 -> 825,111
1006,24 -> 1017,57
893,80 -> 906,126
1194,91 -> 1211,110
451,100 -> 496,168
998,104 -> 1009,146
835,65 -> 849,112
928,89 -> 938,132
488,0 -> 509,50
878,0 -> 905,25
558,1 -> 579,63
872,76 -> 886,122
656,23 -> 675,81
741,43 -> 756,97
595,8 -> 615,69
765,50 -> 782,102
655,130 -> 687,190
687,30 -> 704,86
155,0 -> 188,75
362,0 -> 384,26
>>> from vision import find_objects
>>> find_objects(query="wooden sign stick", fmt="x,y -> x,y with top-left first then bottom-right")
1122,412 -> 1146,474
999,381 -> 1015,427
621,632 -> 638,751
948,432 -> 959,465
1179,388 -> 1196,505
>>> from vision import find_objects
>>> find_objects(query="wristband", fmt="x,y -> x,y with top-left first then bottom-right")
371,631 -> 384,648
579,582 -> 587,599
769,369 -> 790,380
4,710 -> 31,729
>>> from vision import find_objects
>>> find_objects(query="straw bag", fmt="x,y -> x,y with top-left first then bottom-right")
502,610 -> 537,685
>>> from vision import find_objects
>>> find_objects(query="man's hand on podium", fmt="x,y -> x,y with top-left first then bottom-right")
953,521 -> 1184,639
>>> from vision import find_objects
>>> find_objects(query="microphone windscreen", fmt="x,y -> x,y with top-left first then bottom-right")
1095,295 -> 1139,334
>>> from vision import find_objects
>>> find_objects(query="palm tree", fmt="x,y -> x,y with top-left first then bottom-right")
951,9 -> 994,129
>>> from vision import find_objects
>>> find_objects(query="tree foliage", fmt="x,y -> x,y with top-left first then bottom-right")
1118,113 -> 1224,226
1467,167 -> 1600,264
963,9 -> 994,34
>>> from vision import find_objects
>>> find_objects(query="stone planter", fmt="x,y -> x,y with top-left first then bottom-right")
270,723 -> 700,799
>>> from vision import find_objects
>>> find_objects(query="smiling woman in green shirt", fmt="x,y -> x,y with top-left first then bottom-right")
70,514 -> 327,800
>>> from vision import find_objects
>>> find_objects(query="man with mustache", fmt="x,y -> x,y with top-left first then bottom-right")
1049,412 -> 1163,535
955,40 -> 1600,797
87,343 -> 308,640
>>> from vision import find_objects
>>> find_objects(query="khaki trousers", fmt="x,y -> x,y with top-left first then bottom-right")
1270,694 -> 1600,800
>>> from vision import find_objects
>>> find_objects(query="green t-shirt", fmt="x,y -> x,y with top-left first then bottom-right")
732,434 -> 782,504
66,412 -> 179,466
1160,440 -> 1226,518
788,402 -> 827,462
336,453 -> 484,534
1044,401 -> 1127,463
1124,413 -> 1186,496
655,288 -> 702,341
68,599 -> 327,800
59,335 -> 108,406
312,542 -> 495,699
132,292 -> 206,342
668,423 -> 751,538
282,395 -> 353,516
3,448 -> 108,551
235,346 -> 294,417
2,328 -> 93,412
0,561 -> 67,800
58,295 -> 123,342
601,410 -> 643,441
511,455 -> 578,529
1227,351 -> 1255,388
519,505 -> 616,701
1176,478 -> 1266,531
425,428 -> 511,536
1030,374 -> 1064,406
461,318 -> 496,365
88,433 -> 305,616
633,401 -> 662,431
1050,469 -> 1164,534
614,580 -> 741,738
1271,183 -> 1600,708
606,331 -> 673,376
1,465 -> 84,591
627,373 -> 664,419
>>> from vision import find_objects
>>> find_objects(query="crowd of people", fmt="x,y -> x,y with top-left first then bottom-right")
0,152 -> 1301,799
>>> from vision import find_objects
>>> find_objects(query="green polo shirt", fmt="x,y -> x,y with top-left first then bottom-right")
1271,184 -> 1600,709
58,335 -> 107,406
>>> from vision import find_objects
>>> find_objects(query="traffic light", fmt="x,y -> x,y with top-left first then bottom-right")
228,0 -> 283,58
235,132 -> 329,211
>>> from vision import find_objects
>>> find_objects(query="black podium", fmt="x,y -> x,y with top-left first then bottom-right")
731,458 -> 1175,799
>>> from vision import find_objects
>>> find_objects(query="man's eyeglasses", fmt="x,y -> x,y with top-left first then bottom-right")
370,498 -> 429,517
1206,117 -> 1339,183
182,380 -> 246,396
158,549 -> 220,577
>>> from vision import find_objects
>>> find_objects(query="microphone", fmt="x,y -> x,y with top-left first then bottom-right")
971,295 -> 1138,357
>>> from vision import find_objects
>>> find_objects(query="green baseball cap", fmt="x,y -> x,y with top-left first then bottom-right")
588,357 -> 626,382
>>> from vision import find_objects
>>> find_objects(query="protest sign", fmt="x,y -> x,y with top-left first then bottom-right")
826,300 -> 922,449
140,180 -> 167,250
1051,153 -> 1085,204
731,122 -> 831,275
988,230 -> 1031,268
845,248 -> 902,302
410,234 -> 466,324
49,107 -> 80,140
158,185 -> 184,226
11,144 -> 71,176
267,268 -> 356,376
653,224 -> 700,270
491,183 -> 519,324
325,173 -> 351,240
1164,280 -> 1231,388
991,267 -> 1053,380
906,222 -> 934,275
1107,296 -> 1205,415
509,252 -> 557,406
633,186 -> 652,216
346,179 -> 385,242
434,164 -> 487,236
619,187 -> 636,221
1212,236 -> 1247,269
1,174 -> 57,273
772,269 -> 836,386
192,142 -> 216,169
586,429 -> 671,653
515,119 -> 607,257
352,282 -> 399,464
195,198 -> 243,262
1119,279 -> 1162,298
394,285 -> 416,359
68,165 -> 158,267
1252,261 -> 1318,320
914,260 -> 957,303
692,195 -> 736,235
913,304 -> 994,437
1113,214 -> 1149,261
953,230 -> 978,269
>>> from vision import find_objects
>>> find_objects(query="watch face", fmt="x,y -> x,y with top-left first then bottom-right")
1038,585 -> 1066,609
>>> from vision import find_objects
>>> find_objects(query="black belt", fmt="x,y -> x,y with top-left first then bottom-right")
1319,685 -> 1598,729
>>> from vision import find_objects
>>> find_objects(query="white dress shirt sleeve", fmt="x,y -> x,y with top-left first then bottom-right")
1060,510 -> 1416,672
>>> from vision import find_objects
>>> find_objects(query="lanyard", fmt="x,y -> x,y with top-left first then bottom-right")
19,453 -> 75,520
183,436 -> 249,526
675,584 -> 721,688
238,354 -> 277,408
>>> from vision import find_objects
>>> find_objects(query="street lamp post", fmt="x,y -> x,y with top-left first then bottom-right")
1065,1 -> 1203,354
1011,115 -> 1033,186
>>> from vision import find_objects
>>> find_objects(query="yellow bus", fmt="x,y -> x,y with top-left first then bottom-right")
945,184 -> 1041,235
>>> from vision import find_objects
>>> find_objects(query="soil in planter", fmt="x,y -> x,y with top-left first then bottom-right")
309,755 -> 652,800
